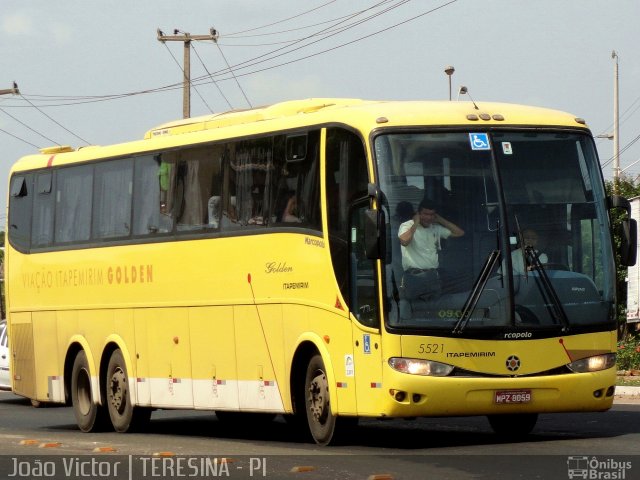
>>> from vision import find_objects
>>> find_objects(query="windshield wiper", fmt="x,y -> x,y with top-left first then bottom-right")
524,246 -> 570,332
452,249 -> 501,334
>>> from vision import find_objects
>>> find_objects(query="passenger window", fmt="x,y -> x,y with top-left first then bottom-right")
175,145 -> 224,231
227,138 -> 274,228
93,159 -> 133,239
32,172 -> 54,247
273,131 -> 321,229
55,165 -> 93,243
8,174 -> 33,252
132,155 -> 174,235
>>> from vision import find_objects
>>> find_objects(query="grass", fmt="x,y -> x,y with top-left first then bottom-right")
616,377 -> 640,387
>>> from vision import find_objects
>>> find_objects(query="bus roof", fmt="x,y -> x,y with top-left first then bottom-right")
143,98 -> 587,139
11,98 -> 589,172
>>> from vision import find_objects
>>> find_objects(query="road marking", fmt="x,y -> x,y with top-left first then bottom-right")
290,466 -> 316,472
153,451 -> 175,457
19,439 -> 39,446
93,446 -> 118,453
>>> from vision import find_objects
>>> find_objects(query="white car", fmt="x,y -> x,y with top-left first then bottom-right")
0,319 -> 10,391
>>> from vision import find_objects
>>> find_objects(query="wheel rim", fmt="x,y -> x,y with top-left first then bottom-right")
76,367 -> 92,416
308,369 -> 329,425
109,366 -> 127,415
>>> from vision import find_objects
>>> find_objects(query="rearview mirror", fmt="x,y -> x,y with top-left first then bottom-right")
608,195 -> 637,267
620,218 -> 637,266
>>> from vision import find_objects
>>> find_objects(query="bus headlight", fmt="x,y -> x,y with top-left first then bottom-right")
388,357 -> 454,377
567,353 -> 616,373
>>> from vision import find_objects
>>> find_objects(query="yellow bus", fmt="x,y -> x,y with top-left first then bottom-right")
5,98 -> 636,445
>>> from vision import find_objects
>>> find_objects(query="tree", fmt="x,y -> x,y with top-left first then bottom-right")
605,176 -> 640,339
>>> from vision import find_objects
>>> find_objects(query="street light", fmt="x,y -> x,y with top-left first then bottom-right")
444,66 -> 455,101
597,133 -> 614,140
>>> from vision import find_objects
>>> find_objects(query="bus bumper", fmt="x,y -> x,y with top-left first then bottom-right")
378,366 -> 617,417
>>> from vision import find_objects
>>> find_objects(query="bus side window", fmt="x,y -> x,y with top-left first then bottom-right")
55,165 -> 93,244
272,131 -> 321,230
294,130 -> 321,230
32,172 -> 54,248
93,158 -> 133,239
207,145 -> 224,229
8,174 -> 33,252
133,155 -> 174,235
227,137 -> 273,228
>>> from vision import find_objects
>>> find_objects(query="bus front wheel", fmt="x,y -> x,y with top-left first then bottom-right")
71,350 -> 108,432
487,413 -> 538,437
106,349 -> 151,432
304,354 -> 337,445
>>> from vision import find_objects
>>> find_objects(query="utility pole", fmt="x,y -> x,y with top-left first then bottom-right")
612,50 -> 620,185
0,81 -> 19,96
157,28 -> 218,118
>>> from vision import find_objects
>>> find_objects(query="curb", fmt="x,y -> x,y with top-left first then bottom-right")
615,385 -> 640,397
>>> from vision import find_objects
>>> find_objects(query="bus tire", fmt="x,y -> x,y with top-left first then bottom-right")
304,354 -> 338,445
487,413 -> 538,437
106,349 -> 150,432
71,350 -> 109,432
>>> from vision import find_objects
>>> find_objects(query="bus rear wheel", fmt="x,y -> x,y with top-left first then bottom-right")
71,350 -> 109,432
106,349 -> 151,432
487,413 -> 538,437
304,354 -> 338,445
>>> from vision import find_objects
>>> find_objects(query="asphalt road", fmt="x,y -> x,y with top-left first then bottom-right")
1,391 -> 639,479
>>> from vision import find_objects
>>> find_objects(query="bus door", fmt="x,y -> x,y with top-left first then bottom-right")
349,201 -> 384,415
325,126 -> 382,415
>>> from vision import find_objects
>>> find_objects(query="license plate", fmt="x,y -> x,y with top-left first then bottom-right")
494,389 -> 532,404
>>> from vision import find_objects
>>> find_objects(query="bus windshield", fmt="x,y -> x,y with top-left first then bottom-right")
375,130 -> 615,336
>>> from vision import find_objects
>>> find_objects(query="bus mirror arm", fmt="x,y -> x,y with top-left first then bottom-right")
367,182 -> 388,206
607,195 -> 638,267
608,194 -> 632,215
365,183 -> 390,261
364,208 -> 387,261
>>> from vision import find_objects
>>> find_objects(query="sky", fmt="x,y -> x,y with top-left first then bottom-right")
0,0 -> 639,221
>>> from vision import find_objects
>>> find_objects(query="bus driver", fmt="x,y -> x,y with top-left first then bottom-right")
398,200 -> 464,300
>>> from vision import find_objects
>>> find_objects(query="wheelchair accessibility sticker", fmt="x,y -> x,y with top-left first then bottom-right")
469,133 -> 491,150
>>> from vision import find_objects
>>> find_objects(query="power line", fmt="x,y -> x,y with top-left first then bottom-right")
0,126 -> 40,149
601,132 -> 640,168
213,37 -> 252,108
157,29 -> 218,118
9,0 -> 410,108
2,0 -> 457,111
595,93 -> 640,141
191,0 -> 457,84
224,0 -> 339,37
195,0 -> 408,81
0,0 -> 416,109
191,43 -> 234,111
161,40 -> 215,115
216,15 -> 358,42
0,106 -> 60,145
19,93 -> 89,145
